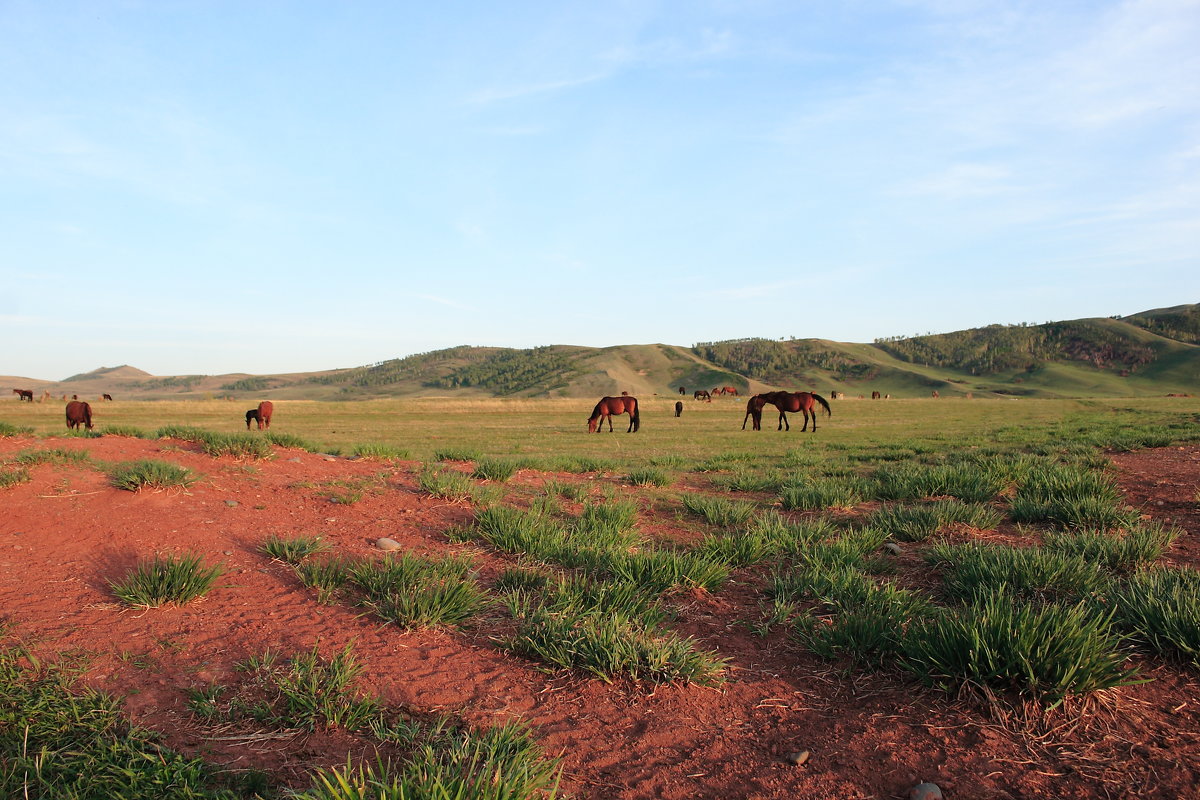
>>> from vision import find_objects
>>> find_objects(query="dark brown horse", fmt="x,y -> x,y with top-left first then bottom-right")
587,396 -> 640,433
694,389 -> 711,402
256,400 -> 274,430
245,409 -> 261,429
742,394 -> 769,430
760,391 -> 832,432
102,393 -> 113,401
65,400 -> 92,430
678,386 -> 685,395
674,400 -> 683,417
12,389 -> 33,402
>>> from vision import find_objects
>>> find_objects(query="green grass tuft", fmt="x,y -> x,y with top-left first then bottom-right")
109,553 -> 223,608
108,459 -> 197,491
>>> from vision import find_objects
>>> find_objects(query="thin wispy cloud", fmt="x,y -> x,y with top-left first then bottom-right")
466,73 -> 610,105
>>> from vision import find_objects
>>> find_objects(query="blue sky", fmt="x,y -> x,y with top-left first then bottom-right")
2,0 -> 1196,380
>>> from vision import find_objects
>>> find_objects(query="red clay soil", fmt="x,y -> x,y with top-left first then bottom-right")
2,435 -> 1199,800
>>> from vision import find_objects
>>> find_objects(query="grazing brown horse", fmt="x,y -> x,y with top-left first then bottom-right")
694,389 -> 711,402
12,389 -> 33,402
931,390 -> 940,399
871,391 -> 881,400
722,386 -> 739,397
674,400 -> 683,417
245,409 -> 261,429
65,400 -> 92,430
102,393 -> 113,401
678,386 -> 685,395
760,391 -> 832,432
587,396 -> 640,433
742,394 -> 769,430
256,400 -> 273,430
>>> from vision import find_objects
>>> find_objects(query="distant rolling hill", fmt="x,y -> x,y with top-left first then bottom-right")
6,305 -> 1198,402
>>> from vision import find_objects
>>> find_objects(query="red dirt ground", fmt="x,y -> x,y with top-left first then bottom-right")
1,435 -> 1198,800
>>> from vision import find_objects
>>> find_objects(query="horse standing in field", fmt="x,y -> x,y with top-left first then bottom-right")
102,393 -> 113,401
871,391 -> 881,400
931,390 -> 940,399
722,386 -> 739,397
12,389 -> 33,402
760,391 -> 832,432
65,400 -> 92,430
678,386 -> 685,395
694,390 -> 711,402
674,401 -> 683,417
587,396 -> 640,433
245,409 -> 261,429
742,394 -> 769,430
256,400 -> 273,430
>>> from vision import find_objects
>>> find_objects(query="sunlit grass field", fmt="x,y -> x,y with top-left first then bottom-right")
5,395 -> 1197,467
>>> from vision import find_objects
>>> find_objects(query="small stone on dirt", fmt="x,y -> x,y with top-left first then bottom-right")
376,537 -> 402,551
884,542 -> 903,555
785,750 -> 810,766
909,782 -> 943,800
225,500 -> 238,507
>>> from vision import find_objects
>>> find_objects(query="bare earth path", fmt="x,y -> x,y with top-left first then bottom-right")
1,435 -> 1198,799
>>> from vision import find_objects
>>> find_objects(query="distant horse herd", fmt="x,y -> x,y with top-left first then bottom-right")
12,382 -> 951,436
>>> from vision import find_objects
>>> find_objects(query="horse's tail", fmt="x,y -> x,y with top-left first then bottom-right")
813,393 -> 832,417
631,399 -> 640,432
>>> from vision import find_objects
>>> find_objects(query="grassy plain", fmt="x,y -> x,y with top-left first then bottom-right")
5,395 -> 1197,467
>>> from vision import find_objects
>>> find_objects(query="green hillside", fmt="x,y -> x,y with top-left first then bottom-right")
10,304 -> 1198,402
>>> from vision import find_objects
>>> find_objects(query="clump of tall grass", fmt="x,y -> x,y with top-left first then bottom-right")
472,457 -> 520,482
0,646 -> 234,799
98,424 -> 147,438
1104,567 -> 1200,668
626,467 -> 672,487
574,499 -> 640,542
109,553 -> 223,608
223,644 -> 380,733
15,448 -> 93,467
261,534 -> 330,564
201,432 -> 274,459
351,442 -> 410,461
871,500 -> 1003,542
901,589 -> 1140,705
927,541 -> 1108,604
295,557 -> 354,604
543,479 -> 590,501
870,461 -> 1007,503
794,577 -> 933,667
0,466 -> 32,488
1010,462 -> 1138,528
681,494 -> 758,527
604,548 -> 730,593
108,459 -> 197,491
0,421 -> 34,437
504,578 -> 726,684
350,552 -> 490,630
264,432 -> 325,452
302,722 -> 562,800
711,466 -> 783,493
434,447 -> 481,462
778,476 -> 864,511
1043,523 -> 1178,573
418,465 -> 478,503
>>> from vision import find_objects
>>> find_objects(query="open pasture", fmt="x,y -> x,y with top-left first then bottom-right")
1,394 -> 1199,799
5,394 -> 1196,466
